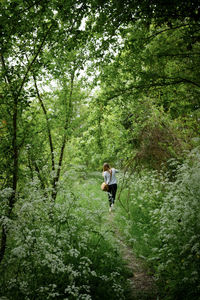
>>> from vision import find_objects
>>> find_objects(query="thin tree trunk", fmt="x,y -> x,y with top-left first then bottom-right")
0,54 -> 18,263
33,75 -> 55,172
97,102 -> 103,153
0,25 -> 53,264
52,70 -> 75,201
0,96 -> 18,264
10,98 -> 18,213
0,227 -> 7,264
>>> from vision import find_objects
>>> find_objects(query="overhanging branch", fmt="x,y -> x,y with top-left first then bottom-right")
104,77 -> 200,101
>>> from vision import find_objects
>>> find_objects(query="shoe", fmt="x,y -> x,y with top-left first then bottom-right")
109,207 -> 112,213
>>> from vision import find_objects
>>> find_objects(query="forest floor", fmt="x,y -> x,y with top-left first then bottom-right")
108,211 -> 158,300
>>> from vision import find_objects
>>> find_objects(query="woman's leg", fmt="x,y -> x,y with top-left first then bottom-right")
108,184 -> 117,206
111,184 -> 117,204
108,188 -> 113,207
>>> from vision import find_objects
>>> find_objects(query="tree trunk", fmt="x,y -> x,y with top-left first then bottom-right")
33,75 -> 55,173
0,226 -> 7,264
0,96 -> 18,264
52,70 -> 75,201
0,25 -> 53,264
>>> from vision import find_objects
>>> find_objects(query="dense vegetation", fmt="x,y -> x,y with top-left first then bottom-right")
0,0 -> 200,299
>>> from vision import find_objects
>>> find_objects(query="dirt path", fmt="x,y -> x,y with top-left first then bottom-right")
109,213 -> 158,300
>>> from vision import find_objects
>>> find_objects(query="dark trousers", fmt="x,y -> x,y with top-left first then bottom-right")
108,184 -> 117,207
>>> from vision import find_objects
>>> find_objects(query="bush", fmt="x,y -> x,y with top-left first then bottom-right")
116,148 -> 200,299
153,148 -> 200,299
0,176 -> 129,300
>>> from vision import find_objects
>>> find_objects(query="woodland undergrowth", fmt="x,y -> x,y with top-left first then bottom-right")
115,147 -> 200,300
0,149 -> 200,300
0,170 -> 131,300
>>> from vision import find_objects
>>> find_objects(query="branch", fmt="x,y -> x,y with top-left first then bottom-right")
0,54 -> 12,86
146,23 -> 191,41
153,52 -> 200,58
178,77 -> 200,88
16,23 -> 53,100
104,77 -> 200,102
33,75 -> 55,172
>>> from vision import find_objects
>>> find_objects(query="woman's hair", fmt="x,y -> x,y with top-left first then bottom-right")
103,163 -> 110,171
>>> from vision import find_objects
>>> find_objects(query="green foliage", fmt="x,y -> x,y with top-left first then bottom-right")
0,174 -> 130,299
154,149 -> 200,299
85,17 -> 200,170
1,1 -> 200,299
116,148 -> 200,299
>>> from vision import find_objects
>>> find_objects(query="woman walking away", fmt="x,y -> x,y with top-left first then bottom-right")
103,163 -> 118,212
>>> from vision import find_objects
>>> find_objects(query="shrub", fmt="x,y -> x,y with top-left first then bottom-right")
0,176 -> 129,300
153,148 -> 200,299
116,148 -> 200,299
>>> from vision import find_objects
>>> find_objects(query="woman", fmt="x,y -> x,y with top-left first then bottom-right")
102,163 -> 118,212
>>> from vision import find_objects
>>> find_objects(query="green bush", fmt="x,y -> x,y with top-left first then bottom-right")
116,148 -> 200,299
0,175 -> 129,300
154,148 -> 200,299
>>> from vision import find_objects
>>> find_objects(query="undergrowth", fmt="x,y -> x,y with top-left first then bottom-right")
1,148 -> 199,299
0,169 -> 130,300
115,148 -> 200,300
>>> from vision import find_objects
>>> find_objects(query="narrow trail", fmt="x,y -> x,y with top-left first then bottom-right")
108,212 -> 158,300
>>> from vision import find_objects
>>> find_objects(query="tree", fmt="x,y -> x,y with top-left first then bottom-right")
0,0 -> 93,264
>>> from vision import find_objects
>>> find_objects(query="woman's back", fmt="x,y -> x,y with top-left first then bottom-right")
103,168 -> 118,185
